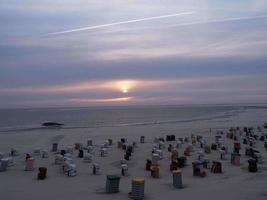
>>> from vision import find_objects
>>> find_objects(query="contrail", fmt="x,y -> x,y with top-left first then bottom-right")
47,11 -> 194,35
166,14 -> 267,28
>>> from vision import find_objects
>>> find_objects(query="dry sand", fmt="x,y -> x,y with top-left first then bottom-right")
0,121 -> 267,200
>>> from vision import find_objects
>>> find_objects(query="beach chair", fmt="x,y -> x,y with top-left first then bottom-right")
120,158 -> 127,164
248,159 -> 257,172
6,157 -> 14,167
10,148 -> 19,156
146,159 -> 152,171
92,163 -> 100,175
25,158 -> 34,171
66,147 -> 74,154
198,151 -> 205,161
83,153 -> 92,163
152,154 -> 159,165
159,141 -> 165,149
33,148 -> 41,156
0,158 -> 9,172
55,154 -> 64,165
219,150 -> 226,160
156,149 -> 163,160
121,164 -> 128,176
106,175 -> 120,193
130,178 -> 145,200
211,161 -> 222,173
87,139 -> 93,146
65,163 -> 77,177
41,150 -> 49,158
151,166 -> 159,178
100,148 -> 108,157
38,167 -> 47,180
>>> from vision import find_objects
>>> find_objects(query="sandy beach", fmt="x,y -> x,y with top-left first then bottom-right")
0,108 -> 267,200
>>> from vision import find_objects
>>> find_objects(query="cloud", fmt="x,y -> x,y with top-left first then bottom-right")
1,1 -> 267,107
0,79 -> 167,94
67,96 -> 133,104
88,30 -> 267,61
0,74 -> 267,107
0,75 -> 265,94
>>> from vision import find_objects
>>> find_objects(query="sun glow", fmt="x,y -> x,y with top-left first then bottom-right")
68,97 -> 133,103
114,80 -> 138,94
122,89 -> 128,93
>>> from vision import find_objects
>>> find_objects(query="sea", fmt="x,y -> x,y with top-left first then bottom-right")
0,104 -> 267,133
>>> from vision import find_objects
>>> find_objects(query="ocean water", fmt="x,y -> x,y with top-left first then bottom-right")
0,105 -> 266,133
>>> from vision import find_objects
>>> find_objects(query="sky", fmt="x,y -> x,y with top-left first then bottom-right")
0,0 -> 267,108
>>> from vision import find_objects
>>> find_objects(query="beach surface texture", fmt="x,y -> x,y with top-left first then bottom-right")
0,106 -> 267,200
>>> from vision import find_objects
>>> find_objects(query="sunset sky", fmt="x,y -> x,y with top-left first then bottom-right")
1,0 -> 267,108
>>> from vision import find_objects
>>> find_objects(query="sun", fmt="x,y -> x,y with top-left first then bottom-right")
122,89 -> 128,94
115,80 -> 137,94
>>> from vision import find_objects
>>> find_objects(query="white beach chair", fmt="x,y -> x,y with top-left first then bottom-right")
65,163 -> 77,177
64,153 -> 72,158
87,145 -> 94,154
159,141 -> 165,149
176,141 -> 182,149
156,149 -> 163,160
55,154 -> 64,165
93,163 -> 100,175
219,150 -> 226,160
83,153 -> 92,163
198,151 -> 205,161
63,156 -> 74,164
100,148 -> 108,157
254,152 -> 263,164
121,164 -> 128,176
152,154 -> 160,165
